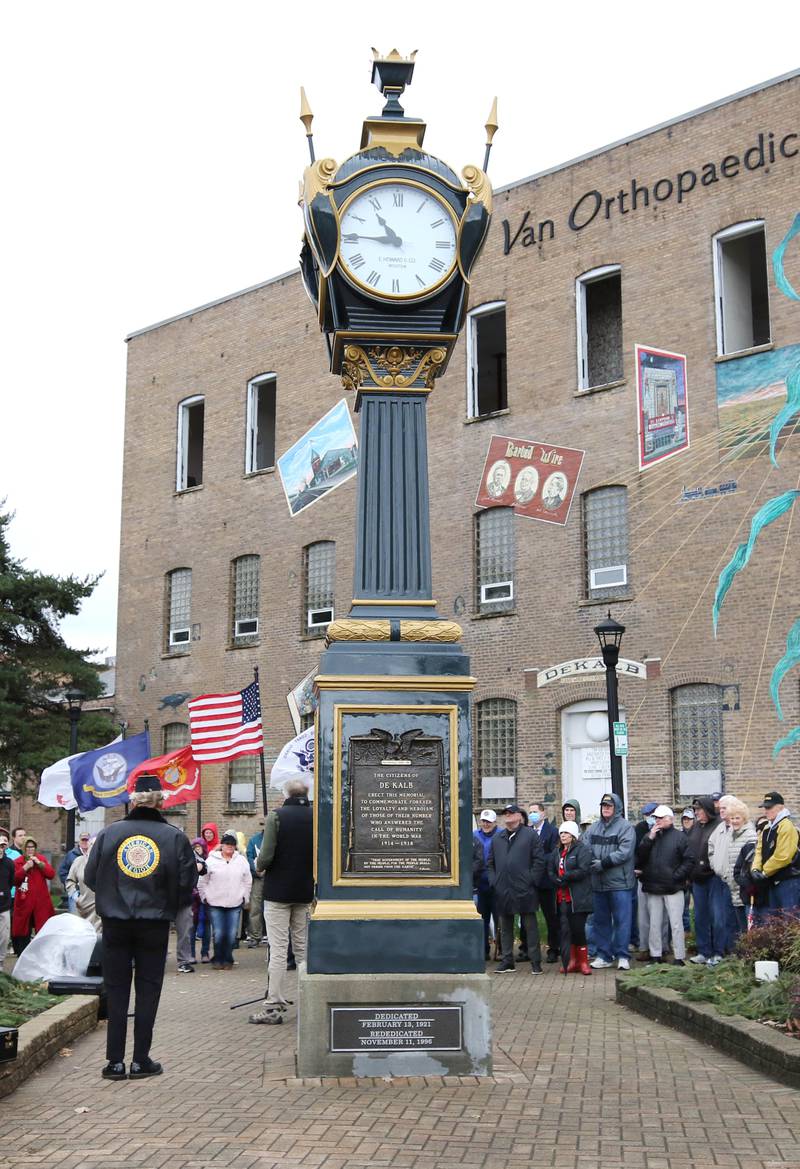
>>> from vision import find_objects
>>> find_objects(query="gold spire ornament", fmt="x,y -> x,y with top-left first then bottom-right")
483,97 -> 499,172
299,87 -> 315,162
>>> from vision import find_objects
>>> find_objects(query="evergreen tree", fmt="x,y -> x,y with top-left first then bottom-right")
0,507 -> 113,793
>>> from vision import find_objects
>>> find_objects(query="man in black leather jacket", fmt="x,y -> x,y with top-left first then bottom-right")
84,774 -> 197,1080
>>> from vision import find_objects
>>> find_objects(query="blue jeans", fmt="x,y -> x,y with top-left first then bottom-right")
767,876 -> 800,916
710,875 -> 737,955
629,886 -> 640,948
692,880 -> 721,958
591,888 -> 633,961
208,905 -> 240,966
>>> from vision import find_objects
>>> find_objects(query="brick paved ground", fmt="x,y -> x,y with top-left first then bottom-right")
3,945 -> 800,1169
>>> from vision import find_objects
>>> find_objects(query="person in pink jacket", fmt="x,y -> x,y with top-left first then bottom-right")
197,831 -> 252,969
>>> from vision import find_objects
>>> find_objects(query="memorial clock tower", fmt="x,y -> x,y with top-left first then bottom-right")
297,50 -> 496,1078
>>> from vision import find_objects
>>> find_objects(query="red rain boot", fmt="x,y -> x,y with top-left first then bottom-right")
577,945 -> 592,975
566,945 -> 579,973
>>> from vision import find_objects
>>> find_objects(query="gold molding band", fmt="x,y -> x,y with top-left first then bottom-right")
325,619 -> 462,644
312,899 -> 481,921
353,599 -> 437,607
340,342 -> 449,393
326,619 -> 391,643
315,675 -> 476,692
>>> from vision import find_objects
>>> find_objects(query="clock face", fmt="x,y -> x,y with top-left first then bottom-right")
338,181 -> 458,298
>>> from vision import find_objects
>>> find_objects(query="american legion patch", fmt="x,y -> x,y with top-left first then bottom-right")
117,835 -> 160,879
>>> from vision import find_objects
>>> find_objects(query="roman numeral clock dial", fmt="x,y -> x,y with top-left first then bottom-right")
339,182 -> 458,298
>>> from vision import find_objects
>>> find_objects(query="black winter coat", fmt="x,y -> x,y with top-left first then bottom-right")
547,840 -> 593,913
533,819 -> 560,889
686,802 -> 720,884
636,825 -> 693,894
488,826 -> 545,915
84,807 -> 198,920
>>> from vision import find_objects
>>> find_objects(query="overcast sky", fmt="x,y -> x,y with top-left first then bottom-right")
1,1 -> 796,662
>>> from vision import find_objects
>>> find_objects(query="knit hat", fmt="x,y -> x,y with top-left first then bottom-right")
558,822 -> 580,839
133,773 -> 162,793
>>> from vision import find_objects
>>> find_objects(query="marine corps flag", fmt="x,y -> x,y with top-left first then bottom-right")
127,746 -> 201,808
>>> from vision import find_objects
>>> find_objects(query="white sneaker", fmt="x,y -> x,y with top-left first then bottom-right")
617,957 -> 630,970
689,954 -> 708,964
707,955 -> 723,967
590,957 -> 614,969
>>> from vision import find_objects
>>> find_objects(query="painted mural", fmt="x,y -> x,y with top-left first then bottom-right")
277,398 -> 358,516
713,214 -> 800,762
716,341 -> 800,458
635,344 -> 689,470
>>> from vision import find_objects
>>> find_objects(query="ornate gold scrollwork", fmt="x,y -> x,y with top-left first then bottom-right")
399,621 -> 463,643
461,164 -> 493,215
325,619 -> 392,644
365,345 -> 448,389
301,157 -> 337,205
340,345 -> 371,393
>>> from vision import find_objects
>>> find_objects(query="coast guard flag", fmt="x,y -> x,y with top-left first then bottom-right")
69,731 -> 151,812
188,679 -> 263,763
270,727 -> 314,799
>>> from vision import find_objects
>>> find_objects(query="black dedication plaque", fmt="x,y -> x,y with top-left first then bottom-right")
345,728 -> 449,876
330,1006 -> 463,1052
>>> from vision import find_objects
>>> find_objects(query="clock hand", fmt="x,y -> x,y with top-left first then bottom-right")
342,232 -> 398,244
374,215 -> 403,246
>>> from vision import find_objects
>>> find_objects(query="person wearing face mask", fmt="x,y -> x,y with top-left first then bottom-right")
528,802 -> 560,963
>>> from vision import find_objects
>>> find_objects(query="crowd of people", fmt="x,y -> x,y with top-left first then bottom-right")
473,789 -> 800,974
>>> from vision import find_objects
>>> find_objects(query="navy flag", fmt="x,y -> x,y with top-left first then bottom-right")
69,731 -> 152,811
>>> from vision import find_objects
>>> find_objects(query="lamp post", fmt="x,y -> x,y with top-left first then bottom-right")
64,687 -> 84,851
594,612 -> 626,813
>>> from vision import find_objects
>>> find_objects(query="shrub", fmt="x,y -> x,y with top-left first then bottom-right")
735,914 -> 800,972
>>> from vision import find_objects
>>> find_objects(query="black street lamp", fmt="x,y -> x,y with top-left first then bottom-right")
64,687 -> 84,851
594,612 -> 626,813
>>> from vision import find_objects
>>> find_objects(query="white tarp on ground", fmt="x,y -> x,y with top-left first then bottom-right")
12,914 -> 97,983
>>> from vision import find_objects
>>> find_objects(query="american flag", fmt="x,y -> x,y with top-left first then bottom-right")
188,680 -> 263,763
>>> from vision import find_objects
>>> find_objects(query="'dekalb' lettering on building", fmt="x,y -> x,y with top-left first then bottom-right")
502,129 -> 798,253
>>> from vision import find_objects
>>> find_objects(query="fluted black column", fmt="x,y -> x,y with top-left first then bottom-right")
351,392 -> 433,610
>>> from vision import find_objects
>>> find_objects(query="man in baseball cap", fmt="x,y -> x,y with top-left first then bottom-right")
474,810 -> 499,960
752,793 -> 800,918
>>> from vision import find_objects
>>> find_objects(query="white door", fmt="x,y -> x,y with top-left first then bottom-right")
561,699 -> 627,820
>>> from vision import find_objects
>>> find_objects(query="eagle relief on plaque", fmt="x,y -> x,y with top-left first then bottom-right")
344,727 -> 449,877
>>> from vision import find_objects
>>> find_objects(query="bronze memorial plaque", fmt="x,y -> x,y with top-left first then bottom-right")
345,728 -> 449,876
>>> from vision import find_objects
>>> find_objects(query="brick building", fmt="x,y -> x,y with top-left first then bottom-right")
41,68 -> 798,846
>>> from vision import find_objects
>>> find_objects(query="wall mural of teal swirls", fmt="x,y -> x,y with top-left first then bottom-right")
714,213 -> 800,762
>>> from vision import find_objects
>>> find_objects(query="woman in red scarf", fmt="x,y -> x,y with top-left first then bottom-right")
12,838 -> 55,951
548,822 -> 593,975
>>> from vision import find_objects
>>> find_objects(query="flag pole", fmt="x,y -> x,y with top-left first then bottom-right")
254,666 -> 269,816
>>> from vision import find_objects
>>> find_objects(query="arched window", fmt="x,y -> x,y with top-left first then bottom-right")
582,486 -> 629,599
228,756 -> 257,811
576,265 -> 622,390
246,373 -> 277,473
712,221 -> 770,355
176,396 -> 204,490
671,684 -> 725,800
165,568 -> 192,649
303,541 -> 335,635
475,508 -> 514,613
466,302 -> 507,418
231,554 -> 260,642
163,722 -> 189,752
476,698 -> 517,803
